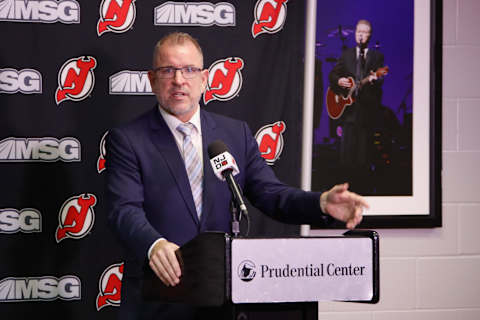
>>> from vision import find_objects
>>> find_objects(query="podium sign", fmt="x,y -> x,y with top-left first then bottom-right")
231,237 -> 373,303
143,231 -> 379,310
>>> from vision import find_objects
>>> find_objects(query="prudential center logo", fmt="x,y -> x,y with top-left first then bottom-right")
238,260 -> 256,282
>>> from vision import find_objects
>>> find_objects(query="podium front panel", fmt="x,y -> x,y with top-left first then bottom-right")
231,237 -> 373,303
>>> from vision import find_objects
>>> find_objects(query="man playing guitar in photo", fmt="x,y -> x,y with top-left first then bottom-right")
328,19 -> 387,193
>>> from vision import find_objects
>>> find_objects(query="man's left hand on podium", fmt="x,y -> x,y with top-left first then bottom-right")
149,239 -> 182,287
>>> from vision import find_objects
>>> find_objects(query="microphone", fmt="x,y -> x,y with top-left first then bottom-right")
208,140 -> 248,215
208,143 -> 240,181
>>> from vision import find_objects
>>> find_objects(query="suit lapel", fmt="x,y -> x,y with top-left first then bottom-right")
198,110 -> 218,230
365,49 -> 376,74
148,108 -> 199,225
346,48 -> 357,76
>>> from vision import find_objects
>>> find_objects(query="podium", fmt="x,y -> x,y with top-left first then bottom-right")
143,230 -> 379,319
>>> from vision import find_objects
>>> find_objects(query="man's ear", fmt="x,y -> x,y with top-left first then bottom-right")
201,69 -> 209,92
148,70 -> 156,86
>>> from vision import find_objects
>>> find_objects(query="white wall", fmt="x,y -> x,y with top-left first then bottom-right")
310,0 -> 480,318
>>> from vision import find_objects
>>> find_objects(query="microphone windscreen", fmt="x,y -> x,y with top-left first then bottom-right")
208,140 -> 228,159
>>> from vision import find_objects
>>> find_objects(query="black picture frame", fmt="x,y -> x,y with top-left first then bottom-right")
310,0 -> 442,228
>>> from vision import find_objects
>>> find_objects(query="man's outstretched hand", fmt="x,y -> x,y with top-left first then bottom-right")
321,183 -> 369,229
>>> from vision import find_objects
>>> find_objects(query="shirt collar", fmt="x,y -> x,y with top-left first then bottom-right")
158,105 -> 202,135
356,46 -> 369,57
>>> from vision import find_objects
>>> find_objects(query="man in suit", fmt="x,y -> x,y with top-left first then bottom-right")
329,19 -> 385,193
106,32 -> 369,320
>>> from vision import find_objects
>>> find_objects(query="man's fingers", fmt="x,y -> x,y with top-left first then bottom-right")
158,251 -> 180,286
165,246 -> 181,277
330,183 -> 348,195
353,193 -> 370,210
336,189 -> 369,210
354,206 -> 363,225
152,253 -> 180,286
346,216 -> 357,229
346,209 -> 363,229
149,259 -> 171,286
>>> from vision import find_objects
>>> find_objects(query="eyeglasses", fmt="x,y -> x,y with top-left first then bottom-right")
153,66 -> 202,79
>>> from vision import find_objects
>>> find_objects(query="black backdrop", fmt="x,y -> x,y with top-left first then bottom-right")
0,0 -> 310,318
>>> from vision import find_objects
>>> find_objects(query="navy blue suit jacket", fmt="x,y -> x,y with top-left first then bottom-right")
105,107 -> 331,319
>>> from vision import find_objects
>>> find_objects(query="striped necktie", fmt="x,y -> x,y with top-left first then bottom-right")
176,123 -> 203,219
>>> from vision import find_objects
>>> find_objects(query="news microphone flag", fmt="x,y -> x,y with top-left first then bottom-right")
209,152 -> 240,181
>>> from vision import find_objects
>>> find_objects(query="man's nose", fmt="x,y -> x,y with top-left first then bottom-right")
173,69 -> 185,83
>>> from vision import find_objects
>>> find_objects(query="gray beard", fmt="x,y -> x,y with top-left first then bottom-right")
160,102 -> 198,118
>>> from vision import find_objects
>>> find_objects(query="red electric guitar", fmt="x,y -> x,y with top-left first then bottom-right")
326,66 -> 389,119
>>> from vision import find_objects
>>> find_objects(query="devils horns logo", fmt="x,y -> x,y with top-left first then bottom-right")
97,0 -> 136,36
203,57 -> 244,105
55,193 -> 96,242
97,131 -> 108,173
255,121 -> 286,165
252,0 -> 288,38
55,56 -> 97,105
96,262 -> 123,310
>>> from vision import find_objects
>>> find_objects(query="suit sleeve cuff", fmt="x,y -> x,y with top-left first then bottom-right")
320,191 -> 329,214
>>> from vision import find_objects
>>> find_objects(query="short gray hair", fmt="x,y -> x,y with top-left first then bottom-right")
152,32 -> 204,68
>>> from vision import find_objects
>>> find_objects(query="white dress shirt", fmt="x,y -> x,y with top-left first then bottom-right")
158,105 -> 203,167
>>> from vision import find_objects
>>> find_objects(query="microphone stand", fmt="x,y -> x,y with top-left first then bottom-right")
229,199 -> 240,238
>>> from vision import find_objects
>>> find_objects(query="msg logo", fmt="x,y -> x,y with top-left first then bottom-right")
0,137 -> 81,162
0,208 -> 41,234
154,1 -> 235,26
0,276 -> 81,302
0,68 -> 42,94
109,71 -> 152,95
0,0 -> 80,24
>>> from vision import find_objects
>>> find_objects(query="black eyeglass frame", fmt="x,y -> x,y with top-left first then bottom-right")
152,66 -> 203,79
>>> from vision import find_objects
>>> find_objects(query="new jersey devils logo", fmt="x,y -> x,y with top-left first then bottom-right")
97,0 -> 136,36
55,56 -> 97,105
55,193 -> 97,242
97,131 -> 108,173
96,262 -> 123,310
252,0 -> 288,38
255,121 -> 286,165
203,57 -> 244,104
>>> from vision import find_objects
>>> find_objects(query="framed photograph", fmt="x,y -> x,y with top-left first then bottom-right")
307,0 -> 442,228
